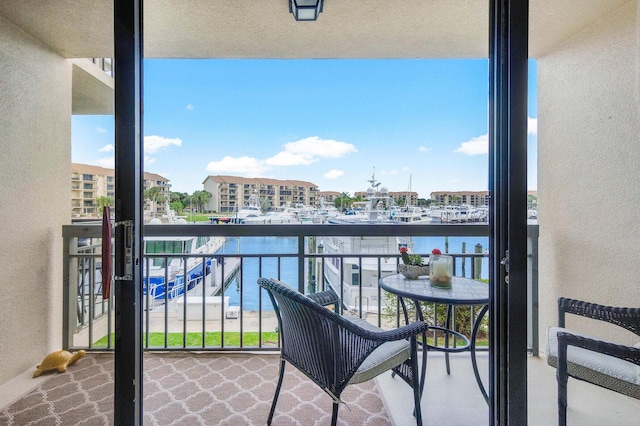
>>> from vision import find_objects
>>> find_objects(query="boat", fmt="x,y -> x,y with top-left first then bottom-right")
242,209 -> 300,224
142,232 -> 225,303
328,180 -> 396,224
391,206 -> 433,224
319,235 -> 413,313
320,173 -> 412,312
230,193 -> 264,223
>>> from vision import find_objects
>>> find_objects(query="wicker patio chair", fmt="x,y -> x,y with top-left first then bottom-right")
546,297 -> 640,425
257,277 -> 428,426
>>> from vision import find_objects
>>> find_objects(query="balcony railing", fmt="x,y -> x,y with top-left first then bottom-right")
62,223 -> 539,354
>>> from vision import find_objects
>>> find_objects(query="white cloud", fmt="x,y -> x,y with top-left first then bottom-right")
205,136 -> 356,177
265,136 -> 356,167
265,151 -> 316,166
186,103 -> 194,110
95,157 -> 114,169
418,146 -> 430,152
402,167 -> 410,172
99,144 -> 114,153
283,136 -> 357,158
144,135 -> 182,153
324,169 -> 344,179
451,178 -> 461,183
454,134 -> 488,156
205,156 -> 269,177
454,120 -> 536,156
145,156 -> 156,165
528,116 -> 538,135
96,127 -> 106,133
382,170 -> 398,176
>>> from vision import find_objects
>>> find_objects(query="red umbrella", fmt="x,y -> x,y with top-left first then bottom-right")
102,206 -> 112,299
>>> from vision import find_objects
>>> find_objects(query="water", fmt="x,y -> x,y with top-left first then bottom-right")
222,235 -> 489,311
413,236 -> 489,280
223,237 -> 298,311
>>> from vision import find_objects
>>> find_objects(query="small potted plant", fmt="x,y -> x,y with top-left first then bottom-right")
398,247 -> 430,279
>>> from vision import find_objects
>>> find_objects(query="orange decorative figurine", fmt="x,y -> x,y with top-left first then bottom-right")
32,350 -> 86,378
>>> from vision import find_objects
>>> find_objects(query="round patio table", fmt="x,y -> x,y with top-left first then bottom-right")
379,274 -> 489,403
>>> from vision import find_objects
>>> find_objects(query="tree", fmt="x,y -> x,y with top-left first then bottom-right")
191,190 -> 212,213
334,192 -> 352,210
144,186 -> 166,218
169,200 -> 184,213
96,196 -> 114,214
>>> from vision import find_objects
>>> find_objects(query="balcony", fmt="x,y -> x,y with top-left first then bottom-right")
0,221 -> 633,424
2,0 -> 639,424
69,225 -> 498,402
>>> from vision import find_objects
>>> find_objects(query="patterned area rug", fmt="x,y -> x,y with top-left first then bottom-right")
0,353 -> 393,425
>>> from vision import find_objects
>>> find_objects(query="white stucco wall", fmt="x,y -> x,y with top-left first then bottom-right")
537,1 -> 640,350
0,17 -> 71,384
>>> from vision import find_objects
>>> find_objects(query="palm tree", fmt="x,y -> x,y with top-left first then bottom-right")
95,196 -> 114,215
334,192 -> 352,211
144,186 -> 166,218
190,190 -> 212,214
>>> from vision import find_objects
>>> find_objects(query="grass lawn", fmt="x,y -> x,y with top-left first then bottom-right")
92,331 -> 486,348
93,331 -> 280,348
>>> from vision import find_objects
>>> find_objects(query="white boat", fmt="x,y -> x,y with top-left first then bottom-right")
242,210 -> 300,224
391,206 -> 432,224
143,232 -> 225,303
319,235 -> 413,313
231,194 -> 264,223
319,173 -> 411,313
329,186 -> 395,224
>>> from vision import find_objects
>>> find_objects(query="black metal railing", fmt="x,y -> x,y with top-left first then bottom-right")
62,223 -> 538,353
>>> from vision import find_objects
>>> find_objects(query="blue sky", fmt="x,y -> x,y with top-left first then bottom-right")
72,59 -> 538,198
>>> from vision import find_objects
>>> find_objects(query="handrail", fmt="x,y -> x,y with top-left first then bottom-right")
62,222 -> 539,353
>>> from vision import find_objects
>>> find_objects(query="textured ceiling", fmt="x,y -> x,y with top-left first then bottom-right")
0,0 -> 632,59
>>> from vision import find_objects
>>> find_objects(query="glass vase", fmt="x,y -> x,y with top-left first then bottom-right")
429,254 -> 453,288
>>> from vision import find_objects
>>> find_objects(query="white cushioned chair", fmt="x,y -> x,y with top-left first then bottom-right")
546,297 -> 640,425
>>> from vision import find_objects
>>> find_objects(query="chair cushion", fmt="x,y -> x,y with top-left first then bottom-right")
343,315 -> 411,384
547,326 -> 640,398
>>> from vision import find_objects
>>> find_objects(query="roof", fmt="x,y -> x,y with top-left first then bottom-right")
203,175 -> 317,188
72,163 -> 168,182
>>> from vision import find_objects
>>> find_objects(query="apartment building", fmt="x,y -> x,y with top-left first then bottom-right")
71,163 -> 170,218
430,191 -> 489,207
202,175 -> 319,213
317,191 -> 340,204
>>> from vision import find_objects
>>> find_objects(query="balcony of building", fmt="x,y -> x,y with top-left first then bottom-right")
1,1 -> 639,425
1,222 -> 638,424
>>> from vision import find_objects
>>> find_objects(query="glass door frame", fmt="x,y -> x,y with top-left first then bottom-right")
111,0 -> 532,424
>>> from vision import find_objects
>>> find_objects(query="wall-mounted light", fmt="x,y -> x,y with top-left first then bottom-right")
289,0 -> 324,21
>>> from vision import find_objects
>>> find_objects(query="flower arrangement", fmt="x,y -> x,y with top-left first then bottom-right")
399,247 -> 424,266
398,247 -> 429,279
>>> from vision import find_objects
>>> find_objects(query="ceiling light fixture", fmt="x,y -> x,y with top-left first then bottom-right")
289,0 -> 324,21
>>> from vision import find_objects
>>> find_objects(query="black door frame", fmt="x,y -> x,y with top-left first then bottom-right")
112,1 -> 531,424
113,0 -> 144,424
488,0 -> 529,424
